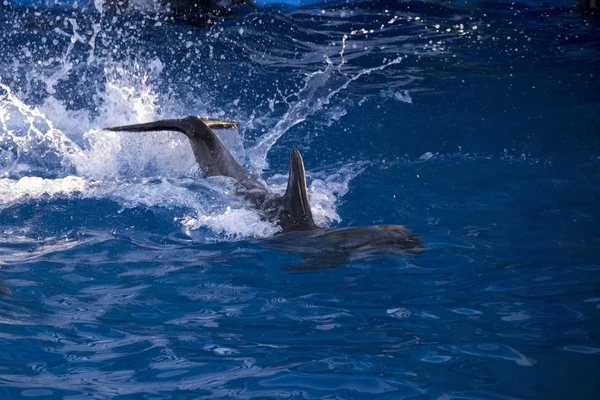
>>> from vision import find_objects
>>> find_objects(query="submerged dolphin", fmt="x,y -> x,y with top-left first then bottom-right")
0,280 -> 11,296
105,116 -> 424,263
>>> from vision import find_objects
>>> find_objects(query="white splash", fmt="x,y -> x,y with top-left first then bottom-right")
0,80 -> 86,173
307,163 -> 365,227
96,62 -> 163,127
181,206 -> 280,240
0,176 -> 87,208
45,18 -> 99,94
0,10 -> 412,241
248,56 -> 403,172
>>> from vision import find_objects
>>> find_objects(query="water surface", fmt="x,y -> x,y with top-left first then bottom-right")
0,0 -> 599,398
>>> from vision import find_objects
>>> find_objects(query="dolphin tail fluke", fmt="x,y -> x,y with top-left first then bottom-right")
280,148 -> 317,232
105,116 -> 240,135
104,116 -> 248,179
105,118 -> 194,134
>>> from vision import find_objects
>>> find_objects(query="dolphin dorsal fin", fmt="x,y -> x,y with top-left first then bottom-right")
280,149 -> 317,232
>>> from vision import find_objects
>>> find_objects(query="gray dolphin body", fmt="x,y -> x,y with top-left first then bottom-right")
106,116 -> 315,232
105,116 -> 424,262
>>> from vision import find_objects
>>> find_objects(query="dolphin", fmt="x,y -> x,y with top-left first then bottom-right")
106,116 -> 315,232
261,224 -> 424,271
104,116 -> 423,264
0,280 -> 11,296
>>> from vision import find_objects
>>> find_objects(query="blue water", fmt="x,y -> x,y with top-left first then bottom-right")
1,0 -> 599,398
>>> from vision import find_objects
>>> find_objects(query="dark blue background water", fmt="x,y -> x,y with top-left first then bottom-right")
0,0 -> 599,398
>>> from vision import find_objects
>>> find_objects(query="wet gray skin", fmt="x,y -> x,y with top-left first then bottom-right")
262,224 -> 424,270
105,116 -> 424,268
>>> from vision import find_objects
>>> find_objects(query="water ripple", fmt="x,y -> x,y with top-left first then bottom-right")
451,344 -> 536,367
255,372 -> 424,398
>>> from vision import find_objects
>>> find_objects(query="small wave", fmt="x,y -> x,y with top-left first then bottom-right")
181,206 -> 280,240
451,343 -> 536,367
0,175 -> 87,208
